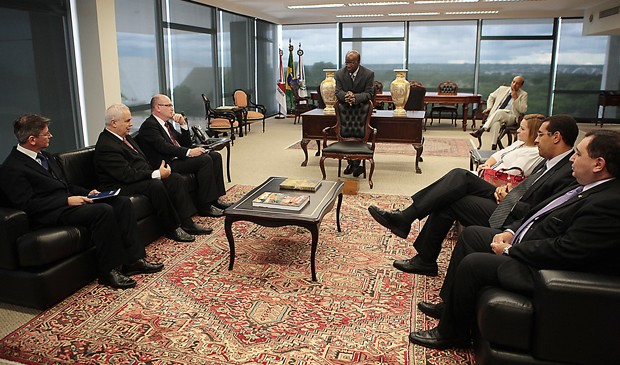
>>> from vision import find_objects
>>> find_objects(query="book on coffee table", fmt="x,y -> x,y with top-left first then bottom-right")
279,178 -> 322,192
252,191 -> 310,211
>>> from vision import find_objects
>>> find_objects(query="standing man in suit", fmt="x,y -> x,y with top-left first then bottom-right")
335,50 -> 375,177
470,75 -> 528,149
95,103 -> 211,243
138,94 -> 230,218
0,114 -> 163,289
409,129 -> 620,350
368,115 -> 578,276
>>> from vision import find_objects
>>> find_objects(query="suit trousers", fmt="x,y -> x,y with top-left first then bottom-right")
438,252 -> 511,338
118,173 -> 195,231
57,196 -> 146,275
169,151 -> 225,211
482,109 -> 518,142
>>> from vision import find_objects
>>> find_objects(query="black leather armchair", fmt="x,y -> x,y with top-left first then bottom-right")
475,270 -> 620,365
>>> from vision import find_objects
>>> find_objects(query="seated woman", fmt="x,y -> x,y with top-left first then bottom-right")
477,113 -> 545,177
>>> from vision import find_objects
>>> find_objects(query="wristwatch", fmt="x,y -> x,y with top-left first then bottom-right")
503,246 -> 510,256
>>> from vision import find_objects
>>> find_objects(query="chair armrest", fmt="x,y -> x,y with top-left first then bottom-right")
369,127 -> 378,149
0,207 -> 29,269
532,269 -> 620,365
250,101 -> 266,114
321,126 -> 336,148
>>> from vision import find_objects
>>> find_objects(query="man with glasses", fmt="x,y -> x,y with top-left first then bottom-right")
368,115 -> 578,276
335,50 -> 375,177
0,114 -> 163,289
138,94 -> 230,218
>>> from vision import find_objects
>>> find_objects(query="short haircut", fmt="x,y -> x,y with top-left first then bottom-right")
523,113 -> 545,143
584,130 -> 620,178
346,50 -> 361,62
150,94 -> 166,110
105,103 -> 130,126
13,114 -> 50,144
543,114 -> 579,147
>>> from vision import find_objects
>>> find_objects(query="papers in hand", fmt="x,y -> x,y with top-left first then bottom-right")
252,192 -> 310,211
87,188 -> 120,200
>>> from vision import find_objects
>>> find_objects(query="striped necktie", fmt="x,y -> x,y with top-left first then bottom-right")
488,164 -> 547,229
36,152 -> 49,171
165,122 -> 180,147
498,91 -> 512,109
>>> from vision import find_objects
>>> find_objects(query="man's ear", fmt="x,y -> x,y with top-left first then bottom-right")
593,157 -> 606,173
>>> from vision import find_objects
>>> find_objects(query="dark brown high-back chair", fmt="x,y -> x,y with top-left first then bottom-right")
427,81 -> 458,129
405,81 -> 426,111
291,81 -> 315,125
232,89 -> 266,133
319,101 -> 377,189
202,94 -> 239,144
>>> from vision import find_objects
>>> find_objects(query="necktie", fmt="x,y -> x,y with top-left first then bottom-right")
511,185 -> 584,245
498,91 -> 512,109
488,164 -> 547,229
123,138 -> 137,152
350,73 -> 355,82
165,122 -> 180,147
36,152 -> 49,171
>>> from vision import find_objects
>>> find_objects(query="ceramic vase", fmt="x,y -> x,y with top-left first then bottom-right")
390,69 -> 409,116
320,69 -> 337,115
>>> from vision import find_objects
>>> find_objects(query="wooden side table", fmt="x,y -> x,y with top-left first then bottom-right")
596,91 -> 620,127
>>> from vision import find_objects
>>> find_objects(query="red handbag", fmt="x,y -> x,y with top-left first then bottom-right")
481,167 -> 526,187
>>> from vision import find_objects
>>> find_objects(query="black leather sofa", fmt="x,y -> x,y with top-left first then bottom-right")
474,269 -> 620,365
0,146 -> 170,309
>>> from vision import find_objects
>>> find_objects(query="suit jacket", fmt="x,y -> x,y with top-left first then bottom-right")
94,129 -> 154,189
335,65 -> 374,105
507,153 -> 577,224
0,148 -> 89,228
138,115 -> 193,169
487,84 -> 528,118
500,179 -> 620,292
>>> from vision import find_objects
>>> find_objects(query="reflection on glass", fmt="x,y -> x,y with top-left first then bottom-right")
115,0 -> 159,107
256,20 -> 278,114
162,0 -> 213,28
219,11 -> 254,106
482,18 -> 554,36
408,20 -> 477,92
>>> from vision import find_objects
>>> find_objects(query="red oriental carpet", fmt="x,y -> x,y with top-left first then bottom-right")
286,137 -> 470,157
0,186 -> 474,365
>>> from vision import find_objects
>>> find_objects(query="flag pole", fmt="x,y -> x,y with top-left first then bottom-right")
275,47 -> 286,119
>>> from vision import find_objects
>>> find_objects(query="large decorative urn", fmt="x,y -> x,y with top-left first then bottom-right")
320,69 -> 337,115
390,69 -> 410,116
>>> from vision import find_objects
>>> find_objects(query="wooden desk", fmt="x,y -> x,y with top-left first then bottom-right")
596,91 -> 620,127
300,109 -> 425,173
375,91 -> 481,131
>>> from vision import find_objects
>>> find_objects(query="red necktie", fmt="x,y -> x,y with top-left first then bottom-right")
123,138 -> 137,152
165,122 -> 180,147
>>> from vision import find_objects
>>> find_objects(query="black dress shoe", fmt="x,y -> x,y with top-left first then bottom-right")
99,269 -> 137,289
368,205 -> 411,239
122,259 -> 164,276
393,256 -> 438,276
181,221 -> 213,235
166,227 -> 195,242
343,164 -> 354,175
418,301 -> 445,319
409,327 -> 470,350
213,199 -> 233,210
469,128 -> 484,139
352,165 -> 365,177
199,205 -> 224,218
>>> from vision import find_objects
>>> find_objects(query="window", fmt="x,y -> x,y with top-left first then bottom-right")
218,11 -> 255,106
256,20 -> 278,115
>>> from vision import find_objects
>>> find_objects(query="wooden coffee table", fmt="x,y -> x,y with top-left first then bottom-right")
224,176 -> 344,281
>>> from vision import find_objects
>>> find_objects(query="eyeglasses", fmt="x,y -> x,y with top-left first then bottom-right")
536,131 -> 553,137
158,103 -> 173,107
37,132 -> 52,138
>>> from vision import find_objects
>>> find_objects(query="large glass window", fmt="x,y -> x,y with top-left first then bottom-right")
256,20 -> 278,115
408,20 -> 477,93
553,18 -> 608,118
0,3 -> 79,160
115,0 -> 160,127
218,11 -> 255,106
479,19 -> 555,115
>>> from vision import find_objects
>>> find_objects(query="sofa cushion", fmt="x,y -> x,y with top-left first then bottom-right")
476,287 -> 533,351
17,226 -> 92,267
55,147 -> 99,190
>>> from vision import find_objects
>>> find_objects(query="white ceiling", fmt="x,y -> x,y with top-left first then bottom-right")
196,0 -> 608,25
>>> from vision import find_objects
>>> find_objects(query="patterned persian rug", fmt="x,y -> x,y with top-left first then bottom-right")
286,137 -> 470,157
0,186 -> 474,365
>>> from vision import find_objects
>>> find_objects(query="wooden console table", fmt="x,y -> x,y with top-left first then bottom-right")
596,90 -> 620,127
300,109 -> 425,174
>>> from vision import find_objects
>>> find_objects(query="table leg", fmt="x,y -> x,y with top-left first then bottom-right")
225,142 -> 231,182
225,217 -> 235,270
315,140 -> 321,156
413,140 -> 423,174
309,224 -> 319,281
336,193 -> 342,232
462,103 -> 469,131
301,138 -> 310,166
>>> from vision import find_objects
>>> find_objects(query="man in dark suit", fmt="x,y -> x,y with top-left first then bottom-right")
368,115 -> 579,276
335,50 -> 375,177
138,94 -> 230,218
0,114 -> 163,289
409,129 -> 620,350
94,103 -> 211,243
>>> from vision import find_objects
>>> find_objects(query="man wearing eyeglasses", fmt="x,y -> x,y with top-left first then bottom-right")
0,114 -> 164,289
138,94 -> 230,218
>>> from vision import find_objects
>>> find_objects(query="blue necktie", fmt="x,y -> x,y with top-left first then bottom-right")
36,152 -> 49,171
511,186 -> 584,245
